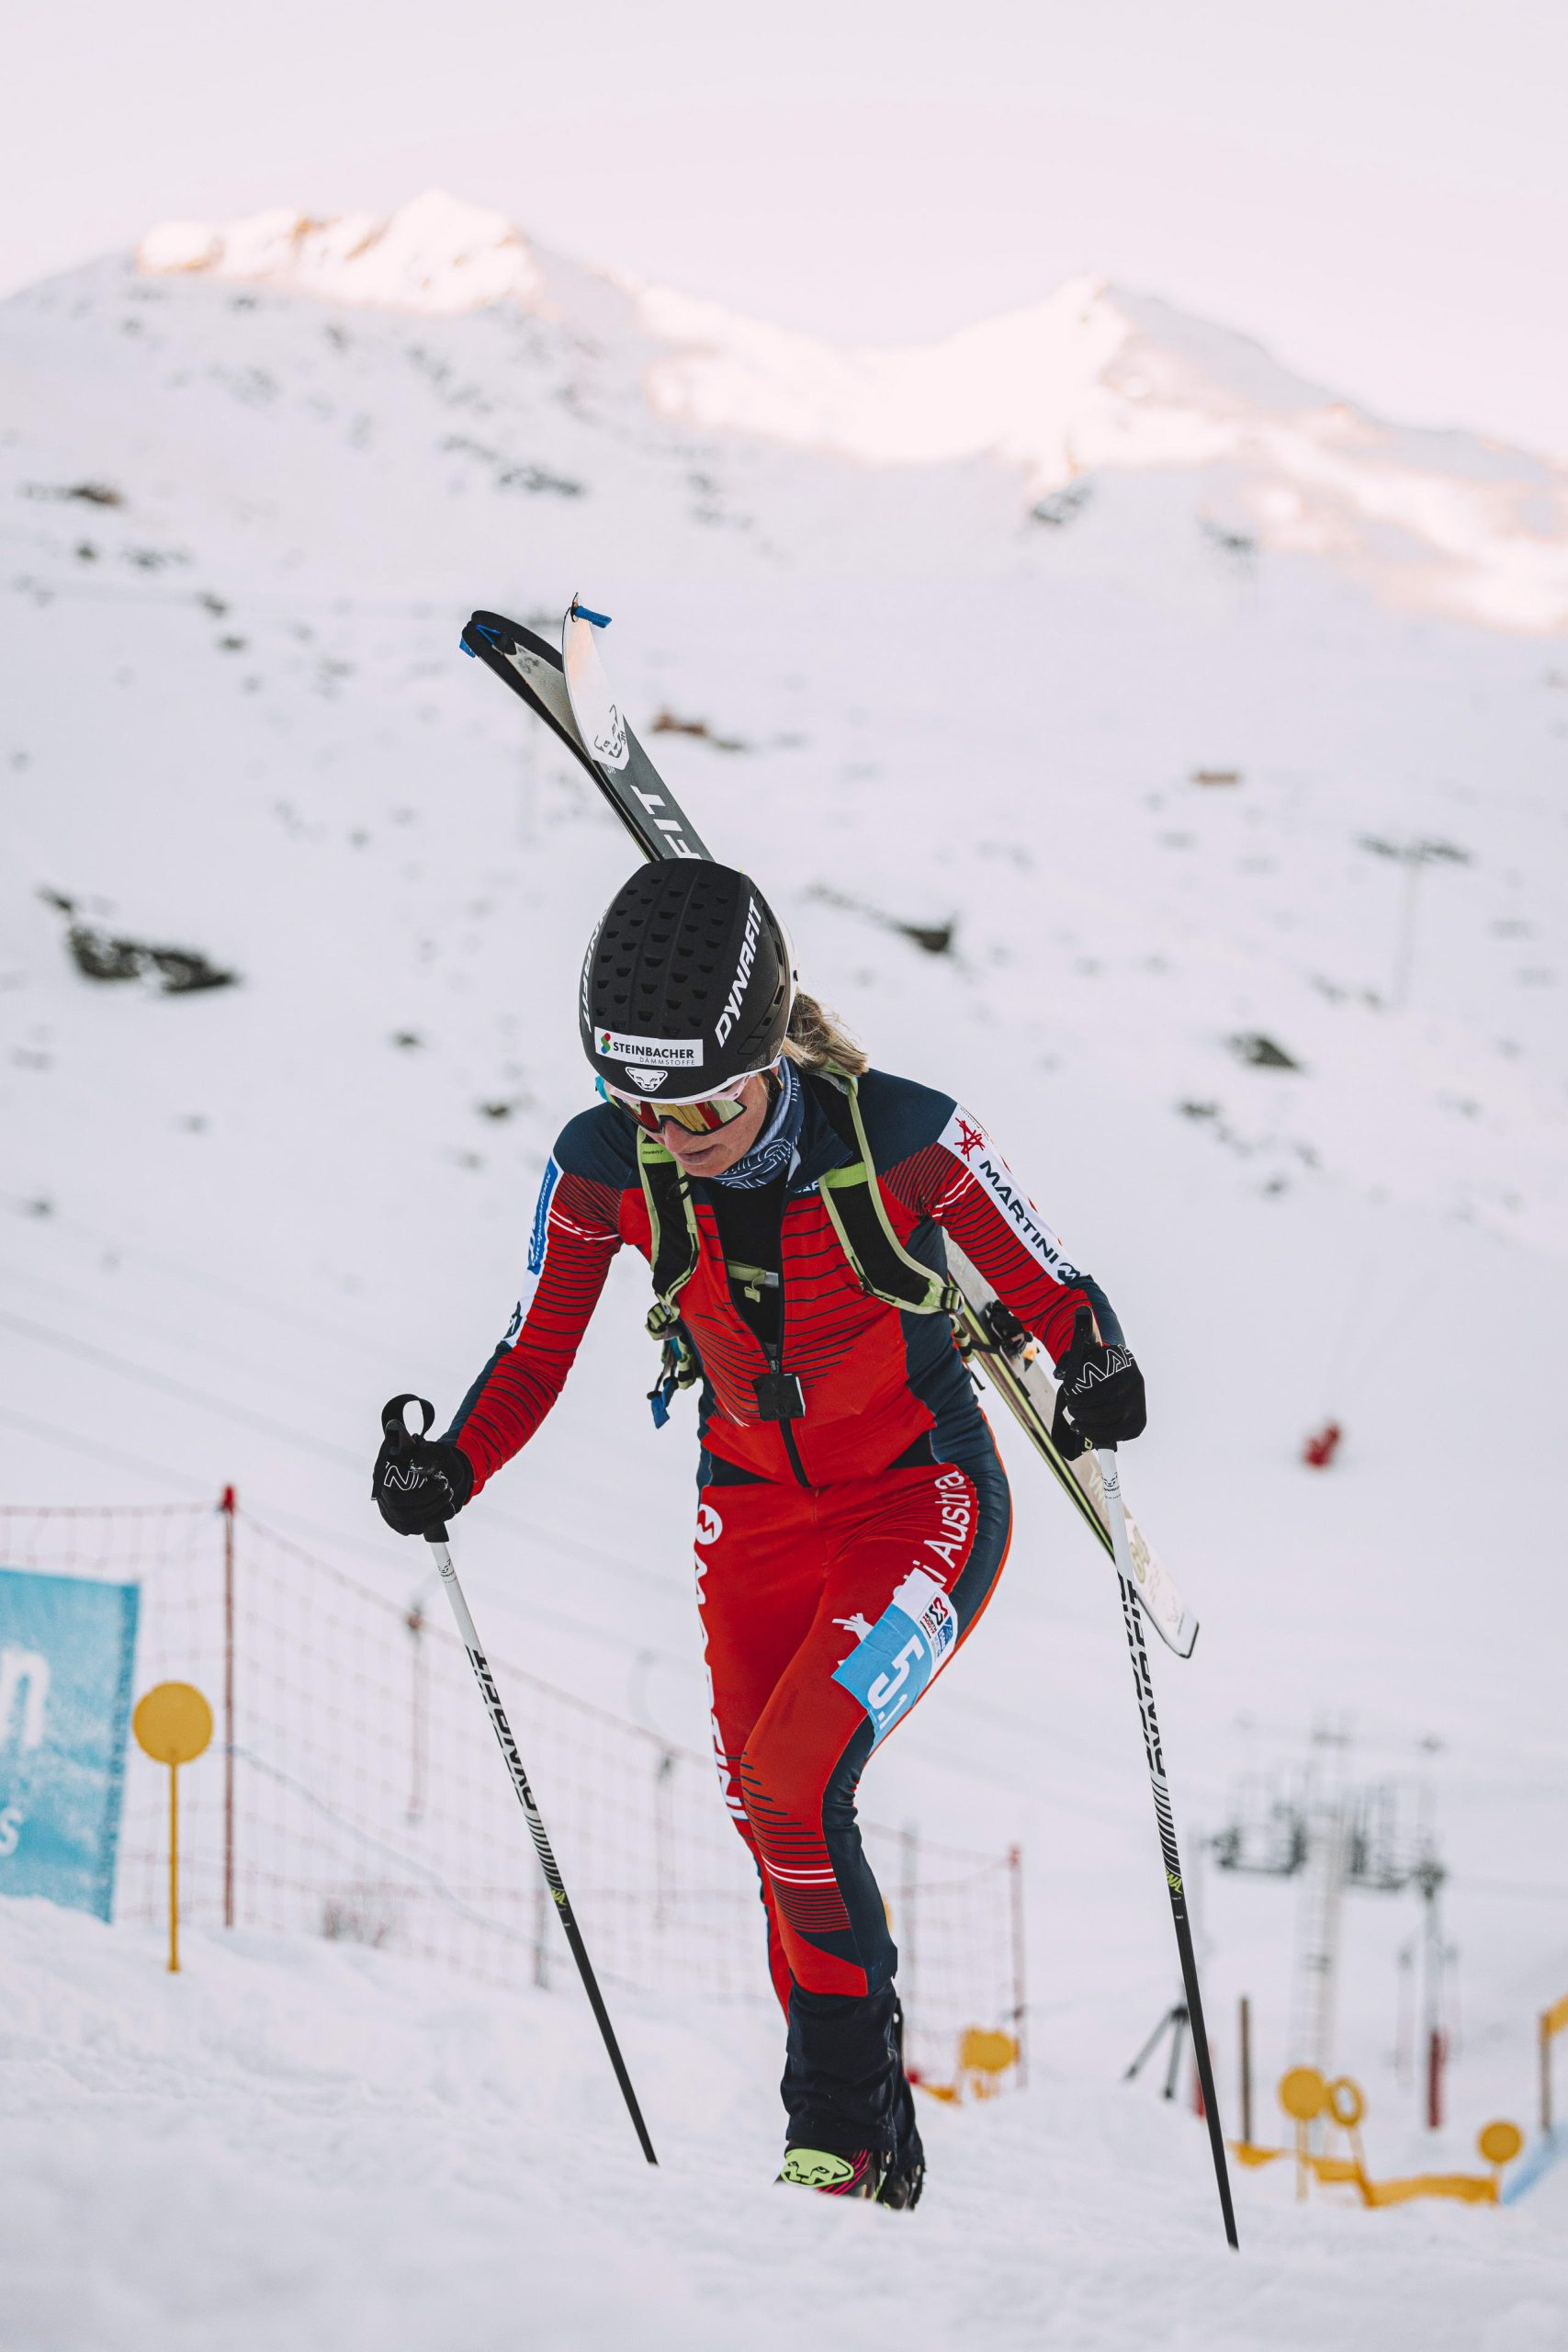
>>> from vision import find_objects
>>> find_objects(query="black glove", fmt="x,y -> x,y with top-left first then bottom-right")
1051,1307 -> 1146,1456
374,1393 -> 475,1536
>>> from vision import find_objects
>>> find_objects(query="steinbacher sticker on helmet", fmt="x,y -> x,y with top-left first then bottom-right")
594,1029 -> 703,1066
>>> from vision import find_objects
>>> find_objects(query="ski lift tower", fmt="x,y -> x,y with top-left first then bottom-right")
1215,1727 -> 1450,2121
1281,1724 -> 1354,2081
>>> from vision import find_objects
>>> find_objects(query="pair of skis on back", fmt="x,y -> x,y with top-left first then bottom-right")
461,603 -> 1199,1660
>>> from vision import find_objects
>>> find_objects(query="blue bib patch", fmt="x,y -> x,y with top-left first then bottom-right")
831,1568 -> 959,1748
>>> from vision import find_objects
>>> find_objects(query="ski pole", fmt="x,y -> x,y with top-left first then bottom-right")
1098,1442 -> 1238,2249
381,1396 -> 659,2165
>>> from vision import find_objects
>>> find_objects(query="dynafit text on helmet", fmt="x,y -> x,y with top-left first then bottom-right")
376,603 -> 1231,2238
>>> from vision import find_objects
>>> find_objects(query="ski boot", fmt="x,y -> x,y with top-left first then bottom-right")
777,2145 -> 926,2208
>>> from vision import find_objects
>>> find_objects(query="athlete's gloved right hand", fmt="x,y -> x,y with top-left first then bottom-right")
1051,1307 -> 1146,1456
373,1409 -> 475,1537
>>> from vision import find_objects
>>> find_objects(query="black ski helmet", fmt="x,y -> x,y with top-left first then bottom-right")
581,862 -> 795,1102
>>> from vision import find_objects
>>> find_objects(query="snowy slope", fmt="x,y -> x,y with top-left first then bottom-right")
2,194 -> 1567,2341
4,1898 -> 1564,2352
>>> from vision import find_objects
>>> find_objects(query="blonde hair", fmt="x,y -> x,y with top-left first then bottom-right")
782,989 -> 869,1077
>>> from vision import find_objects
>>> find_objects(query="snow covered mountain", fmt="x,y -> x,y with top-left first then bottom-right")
2,189 -> 1565,2346
137,191 -> 1568,632
139,190 -> 545,314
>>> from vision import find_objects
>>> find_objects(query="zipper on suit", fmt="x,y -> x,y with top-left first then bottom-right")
771,1234 -> 810,1489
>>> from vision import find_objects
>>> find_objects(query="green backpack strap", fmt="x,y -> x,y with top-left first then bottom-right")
813,1068 -> 961,1318
635,1132 -> 704,1427
636,1130 -> 702,1327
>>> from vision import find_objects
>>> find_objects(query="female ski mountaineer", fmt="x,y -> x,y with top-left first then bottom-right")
373,859 -> 1146,2208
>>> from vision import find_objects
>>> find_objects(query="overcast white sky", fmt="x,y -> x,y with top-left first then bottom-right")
5,0 -> 1565,452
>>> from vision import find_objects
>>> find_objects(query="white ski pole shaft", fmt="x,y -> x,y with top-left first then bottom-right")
1099,1443 -> 1238,2248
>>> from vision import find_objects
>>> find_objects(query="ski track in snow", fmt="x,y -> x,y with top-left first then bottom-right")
0,211 -> 1566,2346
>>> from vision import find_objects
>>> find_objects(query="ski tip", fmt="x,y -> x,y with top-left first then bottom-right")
569,599 -> 613,630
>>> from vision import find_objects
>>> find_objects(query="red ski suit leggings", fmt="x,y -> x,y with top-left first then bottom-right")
694,1437 -> 1012,2009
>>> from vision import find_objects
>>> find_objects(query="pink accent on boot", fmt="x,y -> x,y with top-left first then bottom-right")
777,2146 -> 874,2196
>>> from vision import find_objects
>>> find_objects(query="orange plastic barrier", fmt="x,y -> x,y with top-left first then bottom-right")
918,2026 -> 1021,2105
1360,2171 -> 1495,2208
1241,2072 -> 1523,2211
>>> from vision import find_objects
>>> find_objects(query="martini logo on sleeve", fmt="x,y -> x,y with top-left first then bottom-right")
939,1107 -> 1080,1284
596,1029 -> 702,1068
831,1568 -> 959,1748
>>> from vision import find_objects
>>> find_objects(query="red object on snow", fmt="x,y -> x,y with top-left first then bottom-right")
1303,1421 -> 1343,1468
1427,2027 -> 1446,2131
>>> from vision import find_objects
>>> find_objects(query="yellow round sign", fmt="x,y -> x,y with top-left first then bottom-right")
1327,2075 -> 1366,2128
1478,2120 -> 1523,2167
133,1681 -> 214,1766
959,2028 -> 1021,2077
1279,2065 -> 1328,2122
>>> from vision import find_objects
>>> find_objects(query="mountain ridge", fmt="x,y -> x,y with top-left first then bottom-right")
125,188 -> 1568,636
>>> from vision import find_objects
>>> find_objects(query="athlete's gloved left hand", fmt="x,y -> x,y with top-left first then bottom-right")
373,1399 -> 475,1537
1051,1307 -> 1147,1455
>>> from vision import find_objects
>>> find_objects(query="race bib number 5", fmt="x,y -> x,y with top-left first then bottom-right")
831,1569 -> 959,1747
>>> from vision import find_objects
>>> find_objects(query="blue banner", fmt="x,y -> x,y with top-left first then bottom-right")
0,1567 -> 140,1922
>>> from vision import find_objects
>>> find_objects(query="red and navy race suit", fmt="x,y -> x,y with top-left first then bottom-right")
447,1069 -> 1122,2148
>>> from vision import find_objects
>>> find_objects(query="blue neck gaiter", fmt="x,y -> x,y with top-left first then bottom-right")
706,1059 -> 805,1191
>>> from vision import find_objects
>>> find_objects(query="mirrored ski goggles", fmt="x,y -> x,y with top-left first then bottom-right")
602,1072 -> 756,1135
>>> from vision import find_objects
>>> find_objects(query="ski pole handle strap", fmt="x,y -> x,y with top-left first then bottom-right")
381,1392 -> 435,1446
